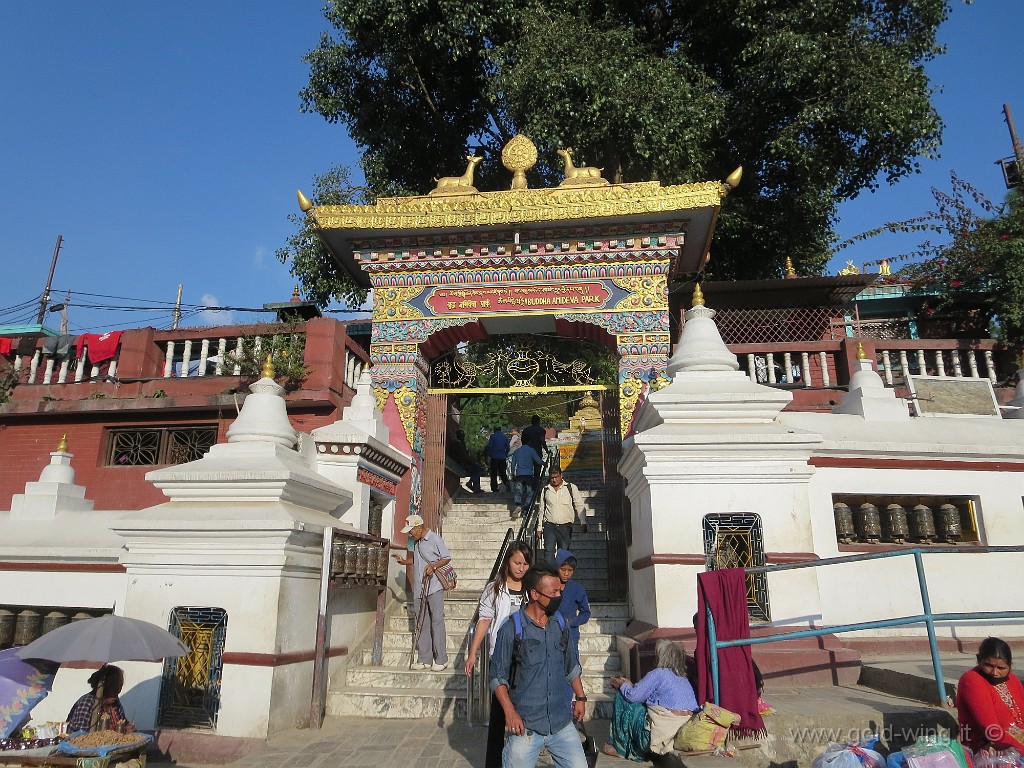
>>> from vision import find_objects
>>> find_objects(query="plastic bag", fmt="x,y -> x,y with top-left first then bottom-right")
973,749 -> 1021,768
904,737 -> 975,768
674,703 -> 740,753
812,740 -> 885,768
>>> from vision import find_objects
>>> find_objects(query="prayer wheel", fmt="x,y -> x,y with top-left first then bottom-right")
0,609 -> 15,647
343,542 -> 360,576
41,611 -> 70,635
355,543 -> 369,577
366,546 -> 379,579
884,504 -> 909,544
376,545 -> 389,579
911,504 -> 937,543
938,504 -> 962,544
330,542 -> 346,575
71,611 -> 93,622
833,503 -> 855,544
857,503 -> 882,543
13,609 -> 41,646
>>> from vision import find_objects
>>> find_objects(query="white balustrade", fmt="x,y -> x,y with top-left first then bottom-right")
880,351 -> 893,385
935,350 -> 946,377
181,340 -> 193,378
58,359 -> 70,384
163,342 -> 175,378
951,350 -> 963,377
199,338 -> 210,377
766,353 -> 777,384
43,357 -> 55,385
984,350 -> 997,382
233,338 -> 243,375
29,351 -> 40,383
819,352 -> 831,387
801,352 -> 811,386
216,338 -> 227,375
746,354 -> 757,383
967,351 -> 979,378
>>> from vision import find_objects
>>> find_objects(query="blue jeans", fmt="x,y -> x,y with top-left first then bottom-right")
503,720 -> 587,768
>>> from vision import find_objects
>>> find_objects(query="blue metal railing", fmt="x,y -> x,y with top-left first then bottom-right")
706,545 -> 1024,705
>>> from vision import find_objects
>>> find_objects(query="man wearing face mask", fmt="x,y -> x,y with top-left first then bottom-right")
489,566 -> 588,767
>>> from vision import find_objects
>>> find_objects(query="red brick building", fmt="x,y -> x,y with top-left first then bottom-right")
0,317 -> 370,510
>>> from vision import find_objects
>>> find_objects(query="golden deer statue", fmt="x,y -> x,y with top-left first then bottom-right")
556,148 -> 608,186
429,155 -> 483,195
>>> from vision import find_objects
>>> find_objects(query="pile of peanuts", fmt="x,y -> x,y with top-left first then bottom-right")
68,730 -> 142,749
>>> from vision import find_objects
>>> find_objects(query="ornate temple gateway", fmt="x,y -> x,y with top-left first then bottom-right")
301,135 -> 740,512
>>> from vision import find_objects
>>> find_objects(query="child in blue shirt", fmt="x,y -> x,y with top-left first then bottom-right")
554,550 -> 591,648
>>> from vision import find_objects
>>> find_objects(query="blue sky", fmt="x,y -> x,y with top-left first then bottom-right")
1,1 -> 1022,334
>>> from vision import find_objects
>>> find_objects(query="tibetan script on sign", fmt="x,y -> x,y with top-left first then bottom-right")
425,283 -> 611,315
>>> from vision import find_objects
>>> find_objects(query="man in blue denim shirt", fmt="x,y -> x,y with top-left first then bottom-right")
489,566 -> 588,767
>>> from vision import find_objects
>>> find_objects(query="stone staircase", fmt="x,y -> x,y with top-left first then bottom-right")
327,479 -> 630,721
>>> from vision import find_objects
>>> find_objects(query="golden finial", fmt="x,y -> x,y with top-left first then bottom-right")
692,283 -> 705,308
261,354 -> 275,379
502,135 -> 538,190
785,256 -> 796,278
724,166 -> 743,189
297,189 -> 313,212
857,342 -> 866,360
57,434 -> 68,452
292,284 -> 301,299
879,258 -> 891,277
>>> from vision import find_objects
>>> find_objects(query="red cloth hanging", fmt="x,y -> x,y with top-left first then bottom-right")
0,338 -> 12,357
694,568 -> 766,739
75,331 -> 123,363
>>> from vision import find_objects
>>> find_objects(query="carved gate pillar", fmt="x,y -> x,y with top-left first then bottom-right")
617,332 -> 672,437
369,330 -> 430,517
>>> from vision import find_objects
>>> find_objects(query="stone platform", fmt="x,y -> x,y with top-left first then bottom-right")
168,685 -> 958,768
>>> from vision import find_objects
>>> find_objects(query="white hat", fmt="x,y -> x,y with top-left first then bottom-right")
400,514 -> 425,534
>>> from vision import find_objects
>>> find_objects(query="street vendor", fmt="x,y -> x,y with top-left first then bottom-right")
66,665 -> 135,733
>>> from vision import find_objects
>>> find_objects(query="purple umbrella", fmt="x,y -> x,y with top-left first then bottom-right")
0,648 -> 56,739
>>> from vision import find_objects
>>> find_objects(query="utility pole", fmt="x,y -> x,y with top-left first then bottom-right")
171,283 -> 183,330
36,235 -> 63,325
1005,103 -> 1024,165
999,103 -> 1024,189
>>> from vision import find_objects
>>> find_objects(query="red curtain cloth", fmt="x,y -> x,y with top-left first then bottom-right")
694,568 -> 766,739
0,338 -> 12,357
75,331 -> 122,363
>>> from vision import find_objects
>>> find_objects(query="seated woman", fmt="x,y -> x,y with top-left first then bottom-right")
66,665 -> 135,734
605,639 -> 699,761
957,637 -> 1024,754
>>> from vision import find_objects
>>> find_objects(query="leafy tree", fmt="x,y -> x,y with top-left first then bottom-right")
299,0 -> 950,280
275,165 -> 371,308
870,177 -> 1024,356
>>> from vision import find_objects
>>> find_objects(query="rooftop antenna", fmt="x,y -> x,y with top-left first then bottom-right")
36,235 -> 63,325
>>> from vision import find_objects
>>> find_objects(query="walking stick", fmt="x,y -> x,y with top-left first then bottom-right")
412,573 -> 431,664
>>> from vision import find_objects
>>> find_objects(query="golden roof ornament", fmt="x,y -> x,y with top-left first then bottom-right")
838,260 -> 860,276
692,283 -> 705,307
261,354 -> 275,379
502,135 -> 538,190
292,284 -> 301,299
879,258 -> 891,276
428,155 -> 482,196
857,342 -> 866,360
297,189 -> 313,212
785,256 -> 797,278
724,166 -> 743,190
557,148 -> 609,187
57,434 -> 68,453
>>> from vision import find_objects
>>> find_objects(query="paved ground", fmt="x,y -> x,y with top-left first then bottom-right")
175,717 -> 616,768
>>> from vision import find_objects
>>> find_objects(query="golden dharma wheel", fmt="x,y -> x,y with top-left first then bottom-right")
502,135 -> 538,189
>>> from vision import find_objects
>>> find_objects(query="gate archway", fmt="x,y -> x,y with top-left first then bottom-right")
304,136 -> 734,515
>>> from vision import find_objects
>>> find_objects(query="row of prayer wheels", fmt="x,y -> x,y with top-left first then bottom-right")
330,538 -> 389,585
834,502 -> 963,545
0,608 -> 104,649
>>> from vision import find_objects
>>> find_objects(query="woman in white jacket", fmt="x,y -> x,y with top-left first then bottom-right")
464,540 -> 533,768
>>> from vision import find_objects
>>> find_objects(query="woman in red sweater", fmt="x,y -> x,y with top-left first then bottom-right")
957,638 -> 1024,753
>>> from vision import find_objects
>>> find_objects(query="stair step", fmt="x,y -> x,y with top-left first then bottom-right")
385,614 -> 627,634
359,648 -> 623,672
379,630 -> 616,653
394,599 -> 630,619
327,686 -> 614,721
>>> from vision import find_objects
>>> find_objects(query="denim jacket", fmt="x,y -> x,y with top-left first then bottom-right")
488,608 -> 582,736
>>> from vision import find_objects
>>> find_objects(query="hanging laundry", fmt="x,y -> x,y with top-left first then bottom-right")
75,331 -> 123,363
42,334 -> 76,357
0,338 -> 13,357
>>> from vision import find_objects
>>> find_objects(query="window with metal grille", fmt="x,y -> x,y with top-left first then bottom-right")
105,426 -> 217,466
702,514 -> 771,622
158,606 -> 227,730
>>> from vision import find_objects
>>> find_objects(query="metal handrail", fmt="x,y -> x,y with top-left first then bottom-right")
705,545 -> 1024,706
466,444 -> 557,723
